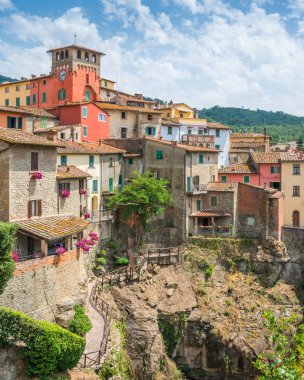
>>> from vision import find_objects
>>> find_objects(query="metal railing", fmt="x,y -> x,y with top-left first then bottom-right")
187,184 -> 208,194
87,209 -> 113,222
182,134 -> 215,145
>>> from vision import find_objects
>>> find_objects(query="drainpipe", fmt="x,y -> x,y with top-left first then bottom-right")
100,153 -> 103,211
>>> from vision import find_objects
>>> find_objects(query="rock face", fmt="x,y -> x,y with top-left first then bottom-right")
0,346 -> 25,380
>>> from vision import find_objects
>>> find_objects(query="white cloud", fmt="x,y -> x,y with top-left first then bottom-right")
1,2 -> 304,115
0,0 -> 13,11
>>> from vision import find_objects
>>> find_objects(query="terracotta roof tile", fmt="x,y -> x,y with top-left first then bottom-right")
231,133 -> 271,138
47,44 -> 105,55
95,102 -> 162,114
207,122 -> 231,130
15,215 -> 89,241
280,152 -> 304,162
0,127 -> 63,147
231,142 -> 268,148
190,210 -> 231,217
145,136 -> 220,153
207,182 -> 238,191
0,106 -> 56,118
34,124 -> 81,134
219,162 -> 257,174
58,141 -> 126,155
56,165 -> 91,179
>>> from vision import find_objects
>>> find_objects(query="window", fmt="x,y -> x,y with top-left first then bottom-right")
180,113 -> 184,118
98,114 -> 106,122
270,166 -> 280,174
293,164 -> 300,175
204,128 -> 208,134
199,154 -> 204,163
292,211 -> 300,227
247,217 -> 255,226
5,99 -> 9,106
83,125 -> 87,137
198,129 -> 203,135
92,180 -> 98,192
293,186 -> 300,197
56,52 -> 60,61
121,111 -> 127,119
16,85 -> 20,92
121,127 -> 127,138
216,129 -> 220,137
104,80 -> 108,87
32,82 -> 37,88
85,52 -> 89,61
58,89 -> 66,100
109,157 -> 114,167
215,144 -> 220,149
85,90 -> 90,100
82,106 -> 87,118
211,196 -> 217,206
61,155 -> 67,166
168,126 -> 172,135
109,178 -> 114,192
118,174 -> 123,186
16,97 -> 20,107
221,175 -> 227,183
4,87 -> 9,93
196,199 -> 201,211
26,96 -> 30,106
77,50 -> 81,59
85,74 -> 89,84
26,84 -> 30,90
60,51 -> 64,60
167,112 -> 170,117
128,158 -> 134,165
42,79 -> 46,86
28,200 -> 42,218
187,129 -> 192,135
60,133 -> 65,140
7,116 -> 22,129
145,127 -> 156,136
65,50 -> 69,58
244,175 -> 250,184
30,152 -> 39,171
42,92 -> 47,103
89,155 -> 94,168
41,117 -> 47,127
59,182 -> 70,194
147,114 -> 153,121
156,150 -> 163,160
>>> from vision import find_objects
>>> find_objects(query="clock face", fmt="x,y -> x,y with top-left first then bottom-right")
59,69 -> 67,82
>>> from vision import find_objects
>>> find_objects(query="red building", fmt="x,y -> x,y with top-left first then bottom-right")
219,152 -> 283,189
30,45 -> 104,109
48,102 -> 109,142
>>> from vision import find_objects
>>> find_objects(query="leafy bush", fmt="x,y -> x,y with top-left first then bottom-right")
0,307 -> 85,376
115,257 -> 129,266
0,222 -> 18,293
198,260 -> 214,280
96,257 -> 107,266
69,305 -> 92,337
98,249 -> 107,257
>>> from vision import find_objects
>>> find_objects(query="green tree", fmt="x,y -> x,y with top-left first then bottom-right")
297,136 -> 303,149
107,172 -> 172,252
254,310 -> 304,379
0,222 -> 18,293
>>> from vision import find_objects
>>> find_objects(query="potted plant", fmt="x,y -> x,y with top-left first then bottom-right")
61,190 -> 71,198
31,171 -> 43,180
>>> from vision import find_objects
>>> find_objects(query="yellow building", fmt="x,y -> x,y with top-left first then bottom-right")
100,77 -> 116,90
161,103 -> 195,120
0,79 -> 32,107
281,154 -> 304,228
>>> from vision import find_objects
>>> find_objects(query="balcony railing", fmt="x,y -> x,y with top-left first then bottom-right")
182,134 -> 215,145
186,184 -> 208,194
197,225 -> 231,236
87,209 -> 113,222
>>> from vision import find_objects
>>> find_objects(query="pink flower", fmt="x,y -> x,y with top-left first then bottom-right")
82,246 -> 90,252
61,190 -> 71,198
84,212 -> 91,219
31,171 -> 43,180
55,246 -> 66,255
80,189 -> 87,195
12,251 -> 19,262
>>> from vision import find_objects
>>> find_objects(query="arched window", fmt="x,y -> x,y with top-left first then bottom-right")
85,52 -> 89,61
56,52 -> 60,61
292,211 -> 300,227
65,50 -> 69,58
77,50 -> 81,59
60,51 -> 64,60
206,143 -> 210,148
92,54 -> 96,63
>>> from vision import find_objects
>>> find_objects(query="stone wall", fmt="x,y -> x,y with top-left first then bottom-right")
0,141 -> 10,221
0,250 -> 93,321
58,178 -> 86,216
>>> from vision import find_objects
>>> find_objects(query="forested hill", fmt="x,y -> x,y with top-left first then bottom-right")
0,74 -> 17,83
199,106 -> 304,143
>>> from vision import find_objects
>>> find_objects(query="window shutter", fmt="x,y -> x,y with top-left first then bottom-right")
38,200 -> 42,216
59,183 -> 63,193
7,116 -> 11,128
80,204 -> 83,217
31,152 -> 38,171
18,117 -> 22,129
67,183 -> 70,192
28,201 -> 32,219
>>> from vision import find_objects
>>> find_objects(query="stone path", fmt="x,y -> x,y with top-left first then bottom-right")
84,280 -> 105,354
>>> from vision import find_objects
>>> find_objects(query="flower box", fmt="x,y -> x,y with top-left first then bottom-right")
61,190 -> 71,198
31,171 -> 43,180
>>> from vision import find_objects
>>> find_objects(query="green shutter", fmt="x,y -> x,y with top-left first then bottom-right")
187,177 -> 191,192
16,97 -> 20,107
42,117 -> 47,127
93,180 -> 98,192
7,116 -> 11,128
32,94 -> 36,104
196,200 -> 201,211
26,96 -> 30,106
82,106 -> 87,118
18,117 -> 22,129
85,90 -> 90,100
5,99 -> 9,106
61,155 -> 67,165
152,127 -> 156,135
244,176 -> 250,184
145,127 -> 149,135
109,178 -> 113,192
221,175 -> 227,183
216,129 -> 220,137
83,126 -> 87,137
42,92 -> 46,103
155,150 -> 163,160
89,155 -> 94,167
199,154 -> 204,163
118,174 -> 123,186
168,126 -> 172,135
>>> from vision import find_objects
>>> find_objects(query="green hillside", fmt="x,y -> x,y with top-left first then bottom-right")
0,74 -> 17,83
199,106 -> 304,143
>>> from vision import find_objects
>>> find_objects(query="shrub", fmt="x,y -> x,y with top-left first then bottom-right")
96,257 -> 107,266
69,305 -> 92,337
115,257 -> 129,266
98,249 -> 108,257
0,307 -> 85,376
0,222 -> 18,293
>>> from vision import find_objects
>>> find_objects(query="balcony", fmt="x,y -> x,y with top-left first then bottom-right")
87,209 -> 113,222
182,134 -> 215,146
186,184 -> 208,194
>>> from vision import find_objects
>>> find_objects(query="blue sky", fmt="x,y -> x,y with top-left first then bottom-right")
1,0 -> 304,115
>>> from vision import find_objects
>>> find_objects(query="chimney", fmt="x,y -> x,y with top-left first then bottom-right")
159,136 -> 163,140
47,130 -> 57,142
67,166 -> 70,172
31,74 -> 36,79
98,138 -> 102,146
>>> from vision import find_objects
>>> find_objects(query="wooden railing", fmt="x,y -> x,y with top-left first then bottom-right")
147,247 -> 180,266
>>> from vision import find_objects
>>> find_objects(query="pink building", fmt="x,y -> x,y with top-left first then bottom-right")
219,162 -> 260,186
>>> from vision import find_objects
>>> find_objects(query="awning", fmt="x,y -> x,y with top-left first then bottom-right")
15,215 -> 89,242
190,211 -> 231,218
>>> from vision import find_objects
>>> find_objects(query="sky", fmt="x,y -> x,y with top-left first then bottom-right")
1,0 -> 304,115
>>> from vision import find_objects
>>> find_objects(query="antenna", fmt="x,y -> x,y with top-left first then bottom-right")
74,33 -> 77,45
